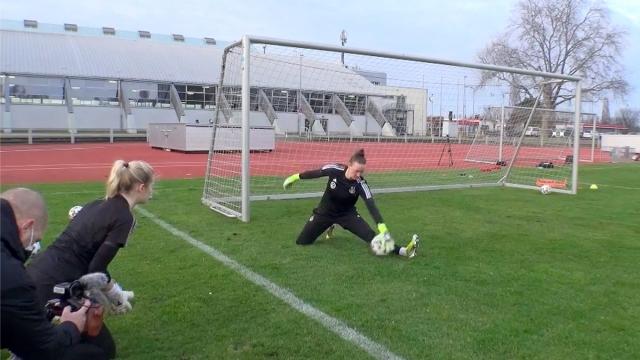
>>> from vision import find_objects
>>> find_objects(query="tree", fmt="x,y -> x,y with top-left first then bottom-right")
478,0 -> 629,110
614,108 -> 640,133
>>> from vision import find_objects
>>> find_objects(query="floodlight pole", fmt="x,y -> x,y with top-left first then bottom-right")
439,76 -> 443,117
463,76 -> 467,118
340,30 -> 347,66
298,53 -> 303,136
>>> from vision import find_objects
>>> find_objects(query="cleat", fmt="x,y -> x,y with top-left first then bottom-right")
405,234 -> 420,258
325,225 -> 335,240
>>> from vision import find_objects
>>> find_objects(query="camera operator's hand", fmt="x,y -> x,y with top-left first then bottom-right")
59,299 -> 90,333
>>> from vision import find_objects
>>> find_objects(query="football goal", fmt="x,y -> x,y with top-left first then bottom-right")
202,36 -> 582,221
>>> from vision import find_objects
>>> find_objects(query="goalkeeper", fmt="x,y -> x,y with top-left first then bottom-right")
283,148 -> 418,257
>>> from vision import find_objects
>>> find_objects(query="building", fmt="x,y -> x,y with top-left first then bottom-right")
1,20 -> 427,137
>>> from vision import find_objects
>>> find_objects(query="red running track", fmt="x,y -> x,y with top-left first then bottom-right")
0,141 -> 610,184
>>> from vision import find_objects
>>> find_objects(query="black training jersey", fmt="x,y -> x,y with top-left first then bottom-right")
27,194 -> 135,286
299,164 -> 383,223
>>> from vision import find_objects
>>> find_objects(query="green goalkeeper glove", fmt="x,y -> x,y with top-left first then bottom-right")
283,173 -> 300,190
377,223 -> 389,234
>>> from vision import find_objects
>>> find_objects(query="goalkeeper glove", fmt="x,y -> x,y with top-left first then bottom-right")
283,173 -> 300,190
377,223 -> 389,234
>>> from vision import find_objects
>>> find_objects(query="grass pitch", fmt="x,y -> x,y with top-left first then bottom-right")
3,164 -> 639,359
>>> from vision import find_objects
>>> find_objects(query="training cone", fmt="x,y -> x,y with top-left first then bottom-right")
590,184 -> 598,190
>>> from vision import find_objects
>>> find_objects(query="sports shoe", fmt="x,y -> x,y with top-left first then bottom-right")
325,225 -> 335,240
405,234 -> 420,258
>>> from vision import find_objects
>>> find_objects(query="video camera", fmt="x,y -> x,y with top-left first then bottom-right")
44,273 -> 109,336
45,280 -> 91,319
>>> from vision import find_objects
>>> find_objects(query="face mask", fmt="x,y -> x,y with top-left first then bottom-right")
24,227 -> 41,259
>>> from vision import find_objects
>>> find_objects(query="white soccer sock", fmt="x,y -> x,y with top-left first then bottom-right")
399,247 -> 407,256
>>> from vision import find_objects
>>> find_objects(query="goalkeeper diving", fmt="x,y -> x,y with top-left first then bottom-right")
283,148 -> 419,257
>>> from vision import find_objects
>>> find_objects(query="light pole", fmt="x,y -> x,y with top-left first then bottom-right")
439,76 -> 443,117
456,81 -> 460,119
298,53 -> 303,136
463,76 -> 467,118
464,85 -> 476,117
428,95 -> 434,137
340,30 -> 347,66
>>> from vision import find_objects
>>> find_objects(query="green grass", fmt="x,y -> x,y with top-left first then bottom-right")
3,164 -> 639,359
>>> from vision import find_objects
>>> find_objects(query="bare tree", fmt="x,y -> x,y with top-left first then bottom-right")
478,0 -> 629,110
614,108 -> 640,133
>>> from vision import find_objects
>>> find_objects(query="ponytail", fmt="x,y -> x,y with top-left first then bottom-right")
349,148 -> 366,165
105,160 -> 155,199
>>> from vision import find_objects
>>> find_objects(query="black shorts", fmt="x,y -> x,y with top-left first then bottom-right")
295,210 -> 376,245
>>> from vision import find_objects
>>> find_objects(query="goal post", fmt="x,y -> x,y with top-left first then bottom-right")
202,36 -> 582,221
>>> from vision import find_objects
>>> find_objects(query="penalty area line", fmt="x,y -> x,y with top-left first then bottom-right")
136,207 -> 405,360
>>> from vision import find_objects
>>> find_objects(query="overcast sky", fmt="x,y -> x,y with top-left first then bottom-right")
1,0 -> 638,112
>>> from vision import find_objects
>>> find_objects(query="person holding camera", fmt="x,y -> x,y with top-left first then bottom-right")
27,160 -> 155,358
1,188 -> 107,360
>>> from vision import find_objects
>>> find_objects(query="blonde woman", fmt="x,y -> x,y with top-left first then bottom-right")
27,160 -> 154,359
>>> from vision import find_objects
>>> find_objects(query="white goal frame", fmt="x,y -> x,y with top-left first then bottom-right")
203,35 -> 582,222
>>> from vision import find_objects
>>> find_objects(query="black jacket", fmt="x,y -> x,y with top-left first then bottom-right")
299,164 -> 384,223
28,194 -> 134,306
1,199 -> 81,360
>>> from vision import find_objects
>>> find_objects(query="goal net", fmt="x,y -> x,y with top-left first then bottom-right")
465,107 -> 597,166
203,36 -> 582,221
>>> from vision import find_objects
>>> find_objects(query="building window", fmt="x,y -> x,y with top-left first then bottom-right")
23,20 -> 38,29
9,76 -> 64,105
69,79 -> 118,106
174,84 -> 216,109
123,82 -> 161,108
64,23 -> 78,32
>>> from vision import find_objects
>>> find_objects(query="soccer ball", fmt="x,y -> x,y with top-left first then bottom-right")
370,233 -> 395,256
68,205 -> 83,220
539,184 -> 551,195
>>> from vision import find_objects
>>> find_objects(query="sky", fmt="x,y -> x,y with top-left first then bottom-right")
0,0 -> 638,114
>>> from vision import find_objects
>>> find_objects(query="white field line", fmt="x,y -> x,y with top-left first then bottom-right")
136,207 -> 406,360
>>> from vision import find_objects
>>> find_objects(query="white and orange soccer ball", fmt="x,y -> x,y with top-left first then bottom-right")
68,205 -> 83,220
370,233 -> 395,256
539,184 -> 552,195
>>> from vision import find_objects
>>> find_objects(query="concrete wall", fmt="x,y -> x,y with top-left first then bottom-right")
1,98 -> 421,135
3,104 -> 219,130
10,104 -> 68,129
73,106 -> 121,129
